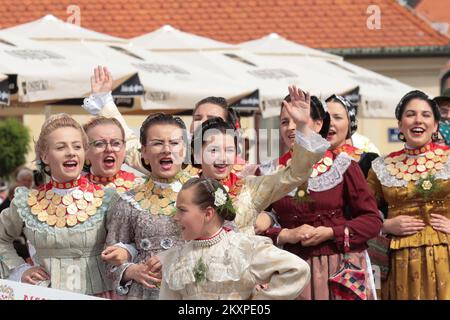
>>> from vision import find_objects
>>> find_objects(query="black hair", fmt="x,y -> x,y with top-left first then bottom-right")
194,96 -> 241,130
395,90 -> 441,122
191,117 -> 238,166
181,177 -> 236,221
140,113 -> 187,146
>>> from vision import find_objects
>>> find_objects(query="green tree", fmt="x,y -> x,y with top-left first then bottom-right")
0,118 -> 30,178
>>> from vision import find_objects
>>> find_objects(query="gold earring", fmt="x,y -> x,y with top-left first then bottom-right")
85,159 -> 91,166
44,165 -> 50,172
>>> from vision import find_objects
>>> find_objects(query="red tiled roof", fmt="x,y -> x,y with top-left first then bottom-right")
416,0 -> 450,34
0,0 -> 448,49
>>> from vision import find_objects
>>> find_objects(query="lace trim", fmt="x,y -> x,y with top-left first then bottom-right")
163,232 -> 252,291
307,153 -> 352,192
373,156 -> 450,188
14,187 -> 114,234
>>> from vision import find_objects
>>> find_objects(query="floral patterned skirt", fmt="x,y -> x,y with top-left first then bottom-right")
387,244 -> 450,300
298,251 -> 376,300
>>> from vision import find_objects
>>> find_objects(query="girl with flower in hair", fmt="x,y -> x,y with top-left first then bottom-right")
367,90 -> 450,300
191,86 -> 330,236
159,177 -> 310,300
0,114 -> 116,297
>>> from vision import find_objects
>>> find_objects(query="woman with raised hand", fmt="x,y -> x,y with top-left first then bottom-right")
367,90 -> 450,300
159,177 -> 310,300
190,86 -> 330,236
0,114 -> 115,297
261,94 -> 383,300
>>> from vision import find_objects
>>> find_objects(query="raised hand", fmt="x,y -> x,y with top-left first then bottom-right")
90,65 -> 113,94
282,85 -> 311,130
21,266 -> 50,285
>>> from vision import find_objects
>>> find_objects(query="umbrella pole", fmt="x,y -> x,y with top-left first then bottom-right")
44,105 -> 52,119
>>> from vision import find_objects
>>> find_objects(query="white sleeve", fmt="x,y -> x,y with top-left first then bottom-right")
7,263 -> 34,282
295,130 -> 330,153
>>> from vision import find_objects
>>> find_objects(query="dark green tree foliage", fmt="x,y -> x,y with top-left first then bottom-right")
0,118 -> 30,178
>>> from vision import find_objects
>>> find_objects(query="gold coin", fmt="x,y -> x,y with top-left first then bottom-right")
150,205 -> 160,215
310,169 -> 318,178
55,217 -> 66,228
161,206 -> 173,215
31,204 -> 43,215
407,165 -> 416,173
106,182 -> 115,188
72,189 -> 83,200
146,180 -> 154,190
425,160 -> 435,169
114,178 -> 125,187
62,194 -> 73,206
77,211 -> 88,222
29,189 -> 39,197
159,198 -> 170,208
417,165 -> 426,172
39,198 -> 50,209
323,157 -> 333,166
51,194 -> 62,205
116,187 -> 126,193
404,173 -> 412,182
441,155 -> 448,163
134,192 -> 145,202
76,199 -> 88,210
435,148 -> 444,155
420,172 -> 429,179
317,164 -> 328,173
45,190 -> 55,200
56,205 -> 67,217
94,189 -> 105,198
67,203 -> 78,215
433,156 -> 441,163
395,172 -> 404,179
161,188 -> 171,198
414,149 -> 420,155
384,157 -> 393,165
124,181 -> 134,189
416,157 -> 426,165
37,190 -> 46,200
386,164 -> 394,171
435,163 -> 444,170
399,164 -> 408,172
397,154 -> 406,161
169,191 -> 177,202
153,187 -> 162,196
141,199 -> 151,210
390,168 -> 399,176
93,198 -> 103,208
430,169 -> 437,175
47,215 -> 57,226
406,158 -> 415,166
425,152 -> 435,160
86,205 -> 97,216
27,196 -> 38,206
83,192 -> 94,202
47,203 -> 57,215
149,194 -> 159,204
395,162 -> 404,169
66,215 -> 78,227
37,211 -> 48,222
144,188 -> 153,198
412,173 -> 421,181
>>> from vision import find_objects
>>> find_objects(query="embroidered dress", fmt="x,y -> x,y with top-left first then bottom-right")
159,228 -> 310,300
105,167 -> 197,300
368,143 -> 450,300
264,145 -> 383,300
0,176 -> 114,296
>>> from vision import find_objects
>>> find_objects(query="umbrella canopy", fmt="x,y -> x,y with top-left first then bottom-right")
130,26 -> 357,117
132,25 -> 234,51
0,31 -> 137,103
2,14 -> 126,43
241,34 -> 415,118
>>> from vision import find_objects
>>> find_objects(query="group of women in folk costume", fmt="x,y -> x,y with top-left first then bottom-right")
1,64 -> 448,300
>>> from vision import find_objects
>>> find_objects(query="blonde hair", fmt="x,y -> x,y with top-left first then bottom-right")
35,114 -> 88,163
83,116 -> 125,140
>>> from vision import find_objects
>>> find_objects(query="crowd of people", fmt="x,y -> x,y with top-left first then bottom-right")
0,66 -> 449,300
